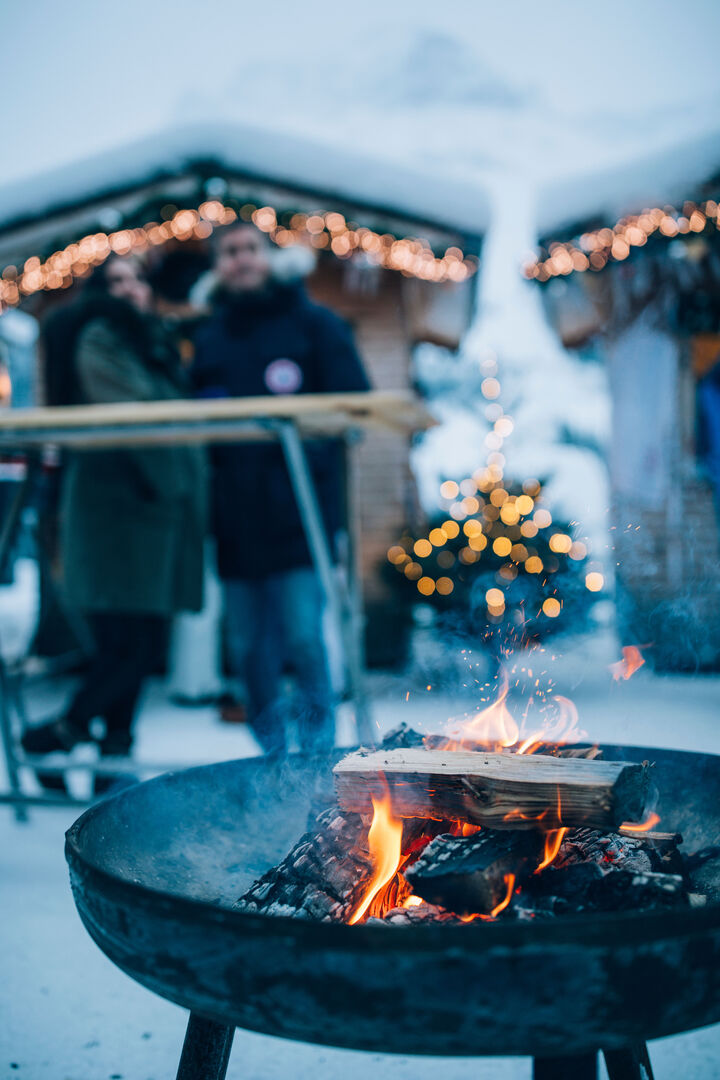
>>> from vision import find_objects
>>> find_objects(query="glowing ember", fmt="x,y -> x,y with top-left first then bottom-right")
402,894 -> 424,909
348,787 -> 404,925
610,645 -> 646,681
620,812 -> 661,834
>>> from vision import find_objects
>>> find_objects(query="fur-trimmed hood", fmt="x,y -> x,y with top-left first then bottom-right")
42,293 -> 181,406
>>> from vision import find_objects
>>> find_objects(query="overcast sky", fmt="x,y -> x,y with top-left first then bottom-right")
4,0 -> 720,187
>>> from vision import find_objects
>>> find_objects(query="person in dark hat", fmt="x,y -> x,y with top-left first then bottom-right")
193,223 -> 370,755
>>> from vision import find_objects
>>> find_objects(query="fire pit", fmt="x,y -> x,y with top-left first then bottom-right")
65,744 -> 720,1080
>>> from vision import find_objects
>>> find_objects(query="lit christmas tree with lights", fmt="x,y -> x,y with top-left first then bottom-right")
391,176 -> 608,646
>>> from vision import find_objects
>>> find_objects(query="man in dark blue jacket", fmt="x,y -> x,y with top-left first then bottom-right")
193,223 -> 370,754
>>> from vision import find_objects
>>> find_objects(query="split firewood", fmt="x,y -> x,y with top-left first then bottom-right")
380,723 -> 427,750
236,807 -> 377,921
334,748 -> 651,832
557,745 -> 604,760
554,828 -> 654,874
404,829 -> 544,915
618,829 -> 682,850
236,807 -> 438,922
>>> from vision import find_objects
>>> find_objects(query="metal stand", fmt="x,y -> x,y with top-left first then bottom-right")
533,1044 -> 654,1080
603,1043 -> 655,1079
534,1052 -> 598,1079
173,1030 -> 655,1080
176,1013 -> 234,1080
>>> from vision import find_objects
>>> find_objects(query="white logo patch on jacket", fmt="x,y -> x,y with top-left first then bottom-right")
264,358 -> 303,394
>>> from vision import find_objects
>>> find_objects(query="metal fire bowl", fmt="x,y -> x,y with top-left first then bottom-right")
65,745 -> 720,1057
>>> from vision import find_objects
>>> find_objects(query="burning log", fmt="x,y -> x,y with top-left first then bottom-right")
236,806 -> 439,923
554,828 -> 655,874
519,827 -> 689,916
334,748 -> 651,832
236,808 -> 377,921
404,829 -> 544,915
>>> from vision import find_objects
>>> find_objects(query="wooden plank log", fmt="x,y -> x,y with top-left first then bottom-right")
333,748 -> 651,832
404,829 -> 544,915
0,390 -> 436,448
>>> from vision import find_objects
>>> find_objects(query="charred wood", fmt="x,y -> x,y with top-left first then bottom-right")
404,829 -> 544,915
526,863 -> 687,915
236,808 -> 374,921
236,808 -> 439,922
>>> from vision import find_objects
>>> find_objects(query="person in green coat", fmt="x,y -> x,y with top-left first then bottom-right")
22,256 -> 207,783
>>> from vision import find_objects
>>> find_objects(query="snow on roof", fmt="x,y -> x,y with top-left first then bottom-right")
0,121 -> 490,239
536,125 -> 720,237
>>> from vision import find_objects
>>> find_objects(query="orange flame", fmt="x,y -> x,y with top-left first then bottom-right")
433,668 -> 584,758
536,827 -> 568,872
438,672 -> 519,751
503,807 -> 549,823
348,788 -> 404,925
619,812 -> 660,834
534,787 -> 567,873
516,696 -> 581,755
490,872 -> 516,917
460,873 -> 517,922
610,645 -> 646,681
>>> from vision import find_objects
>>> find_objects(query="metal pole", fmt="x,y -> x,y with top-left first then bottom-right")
274,420 -> 372,744
341,430 -> 372,743
274,420 -> 338,613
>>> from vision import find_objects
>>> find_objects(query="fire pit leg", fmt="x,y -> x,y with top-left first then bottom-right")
533,1052 -> 597,1079
603,1042 -> 655,1080
176,1013 -> 234,1080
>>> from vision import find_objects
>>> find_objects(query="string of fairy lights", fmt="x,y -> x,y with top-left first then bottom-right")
387,354 -> 604,618
523,198 -> 720,282
0,199 -> 479,312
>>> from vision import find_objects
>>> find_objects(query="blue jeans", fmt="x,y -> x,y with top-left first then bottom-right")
224,567 -> 335,754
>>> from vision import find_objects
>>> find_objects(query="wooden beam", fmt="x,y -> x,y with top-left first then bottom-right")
0,390 -> 435,448
333,748 -> 651,832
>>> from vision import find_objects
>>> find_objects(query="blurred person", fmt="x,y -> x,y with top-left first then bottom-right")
22,255 -> 206,790
193,223 -> 370,754
699,360 -> 720,509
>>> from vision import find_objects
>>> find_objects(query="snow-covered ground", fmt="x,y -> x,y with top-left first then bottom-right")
2,632 -> 720,1079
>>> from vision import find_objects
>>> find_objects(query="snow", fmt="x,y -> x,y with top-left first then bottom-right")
536,124 -> 720,236
2,641 -> 720,1078
0,120 -> 491,239
410,175 -> 612,560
